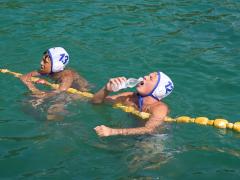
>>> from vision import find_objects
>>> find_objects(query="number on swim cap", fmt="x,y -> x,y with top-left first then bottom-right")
59,53 -> 69,65
165,81 -> 173,94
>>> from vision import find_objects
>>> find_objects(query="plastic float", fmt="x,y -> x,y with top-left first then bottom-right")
1,68 -> 240,132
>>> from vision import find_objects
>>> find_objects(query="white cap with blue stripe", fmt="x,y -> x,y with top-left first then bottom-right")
152,72 -> 174,101
47,47 -> 69,73
138,71 -> 174,111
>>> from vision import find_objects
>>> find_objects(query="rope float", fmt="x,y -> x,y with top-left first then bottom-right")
0,69 -> 93,98
1,68 -> 240,133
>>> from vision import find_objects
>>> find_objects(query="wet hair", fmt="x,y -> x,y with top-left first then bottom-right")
42,50 -> 50,60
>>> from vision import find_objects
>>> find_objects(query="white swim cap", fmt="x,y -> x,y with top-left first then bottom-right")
47,47 -> 69,73
137,71 -> 174,111
151,72 -> 174,101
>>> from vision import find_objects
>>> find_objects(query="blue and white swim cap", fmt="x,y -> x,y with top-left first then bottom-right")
151,72 -> 174,101
47,47 -> 69,73
138,71 -> 174,111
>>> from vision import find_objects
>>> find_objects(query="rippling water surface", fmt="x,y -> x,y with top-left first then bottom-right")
0,0 -> 240,179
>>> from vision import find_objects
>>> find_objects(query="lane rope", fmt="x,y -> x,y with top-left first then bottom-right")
1,68 -> 240,132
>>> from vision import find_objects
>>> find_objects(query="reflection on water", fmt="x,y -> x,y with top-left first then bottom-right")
22,92 -> 88,121
126,133 -> 174,173
184,145 -> 240,158
0,0 -> 240,178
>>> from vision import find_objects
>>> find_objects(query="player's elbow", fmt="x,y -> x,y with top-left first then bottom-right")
144,126 -> 156,134
91,96 -> 104,104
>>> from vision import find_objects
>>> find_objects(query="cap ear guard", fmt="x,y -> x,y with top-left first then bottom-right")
47,47 -> 70,73
152,72 -> 174,100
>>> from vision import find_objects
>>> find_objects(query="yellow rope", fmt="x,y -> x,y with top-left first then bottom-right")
0,69 -> 93,98
1,68 -> 240,133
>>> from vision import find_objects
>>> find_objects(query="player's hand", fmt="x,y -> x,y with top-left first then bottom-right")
94,125 -> 113,137
105,77 -> 127,92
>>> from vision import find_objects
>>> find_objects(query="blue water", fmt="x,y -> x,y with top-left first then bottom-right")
0,0 -> 240,179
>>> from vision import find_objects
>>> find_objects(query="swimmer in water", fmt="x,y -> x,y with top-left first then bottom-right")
20,47 -> 89,96
20,47 -> 89,119
92,71 -> 174,137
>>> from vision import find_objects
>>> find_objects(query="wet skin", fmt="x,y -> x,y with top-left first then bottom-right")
92,72 -> 169,137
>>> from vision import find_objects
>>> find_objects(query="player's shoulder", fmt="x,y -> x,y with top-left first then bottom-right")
151,101 -> 169,113
60,69 -> 75,76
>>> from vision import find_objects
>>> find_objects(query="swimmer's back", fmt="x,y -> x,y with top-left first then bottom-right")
50,68 -> 89,91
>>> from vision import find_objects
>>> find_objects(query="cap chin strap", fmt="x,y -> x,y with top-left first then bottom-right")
47,49 -> 54,74
137,72 -> 161,112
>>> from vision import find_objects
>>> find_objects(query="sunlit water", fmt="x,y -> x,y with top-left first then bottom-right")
0,0 -> 240,179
